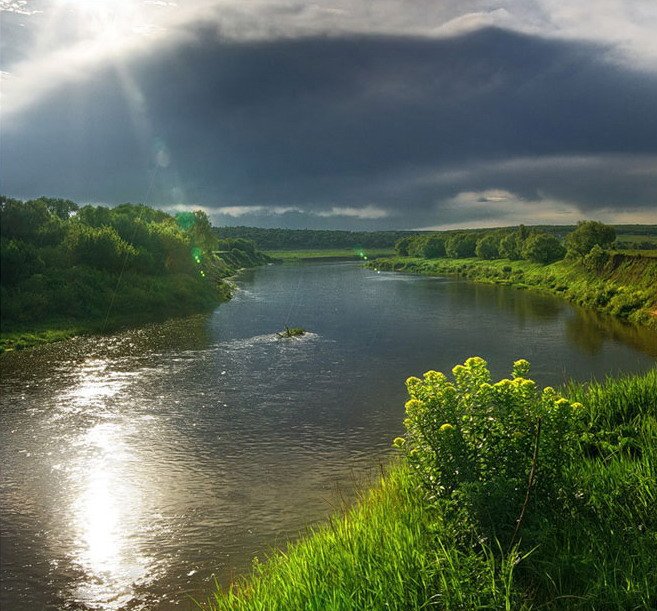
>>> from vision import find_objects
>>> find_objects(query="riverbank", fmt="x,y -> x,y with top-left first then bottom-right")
205,365 -> 657,609
267,248 -> 394,261
0,254 -> 268,353
369,254 -> 657,329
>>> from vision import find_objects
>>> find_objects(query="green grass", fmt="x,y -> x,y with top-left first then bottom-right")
204,463 -> 523,610
266,248 -> 395,261
370,254 -> 657,329
204,367 -> 657,610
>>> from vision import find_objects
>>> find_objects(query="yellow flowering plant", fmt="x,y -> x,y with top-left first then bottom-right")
398,357 -> 580,545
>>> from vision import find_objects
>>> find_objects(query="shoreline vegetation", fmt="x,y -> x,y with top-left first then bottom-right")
366,221 -> 657,330
0,196 -> 270,352
204,363 -> 657,609
370,254 -> 657,329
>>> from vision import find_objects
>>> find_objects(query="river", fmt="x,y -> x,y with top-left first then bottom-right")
1,261 -> 656,610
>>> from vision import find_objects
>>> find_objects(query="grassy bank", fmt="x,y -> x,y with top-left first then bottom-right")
267,248 -> 395,261
370,254 -> 657,329
204,365 -> 657,609
1,198 -> 271,352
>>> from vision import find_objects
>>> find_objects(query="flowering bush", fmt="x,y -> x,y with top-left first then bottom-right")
398,357 -> 581,544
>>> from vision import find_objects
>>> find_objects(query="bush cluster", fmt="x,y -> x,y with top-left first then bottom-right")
395,357 -> 581,545
395,220 -> 617,266
0,195 -> 265,331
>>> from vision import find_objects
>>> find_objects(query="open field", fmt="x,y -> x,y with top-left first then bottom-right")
266,248 -> 395,261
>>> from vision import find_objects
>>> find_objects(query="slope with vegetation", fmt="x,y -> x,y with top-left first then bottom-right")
205,360 -> 657,609
0,196 -> 268,350
373,221 -> 657,329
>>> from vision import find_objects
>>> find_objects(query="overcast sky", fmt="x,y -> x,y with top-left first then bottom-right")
1,0 -> 656,229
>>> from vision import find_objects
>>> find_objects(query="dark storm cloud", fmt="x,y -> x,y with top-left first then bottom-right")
2,26 -> 656,228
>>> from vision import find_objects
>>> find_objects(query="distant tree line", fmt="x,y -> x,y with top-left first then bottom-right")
395,221 -> 618,265
215,226 -> 414,250
216,223 -> 654,252
0,196 -> 263,330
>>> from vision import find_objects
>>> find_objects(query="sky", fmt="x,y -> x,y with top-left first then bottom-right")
1,0 -> 656,230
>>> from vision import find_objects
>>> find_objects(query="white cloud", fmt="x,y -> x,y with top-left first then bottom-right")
213,205 -> 302,217
0,0 -> 42,15
315,206 -> 390,220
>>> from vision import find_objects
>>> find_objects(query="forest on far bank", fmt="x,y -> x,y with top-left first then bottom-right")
217,224 -> 657,252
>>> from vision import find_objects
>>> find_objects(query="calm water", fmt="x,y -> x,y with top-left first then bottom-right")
1,262 -> 656,610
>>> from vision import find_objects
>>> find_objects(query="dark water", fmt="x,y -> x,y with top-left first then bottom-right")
1,262 -> 656,610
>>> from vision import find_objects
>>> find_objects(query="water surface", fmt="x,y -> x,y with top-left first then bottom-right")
1,262 -> 655,609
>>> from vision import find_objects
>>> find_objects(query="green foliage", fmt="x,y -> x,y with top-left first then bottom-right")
394,236 -> 412,256
217,226 -> 414,250
583,244 -> 610,272
204,464 -> 523,611
0,196 -> 269,346
445,232 -> 477,258
475,233 -> 501,259
277,326 -> 306,337
206,366 -> 657,610
400,357 -> 578,544
566,220 -> 616,258
369,253 -> 657,329
32,196 -> 79,220
421,235 -> 447,258
521,232 -> 565,263
499,232 -> 523,260
0,239 -> 45,285
65,224 -> 138,272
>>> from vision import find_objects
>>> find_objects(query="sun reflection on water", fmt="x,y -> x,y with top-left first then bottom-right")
65,362 -> 152,609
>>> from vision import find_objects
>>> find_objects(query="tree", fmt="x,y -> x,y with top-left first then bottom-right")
475,234 -> 501,260
0,198 -> 54,242
408,237 -> 428,258
33,197 -> 79,220
395,236 -> 412,256
565,221 -> 616,258
521,232 -> 565,263
445,232 -> 477,258
65,224 -> 137,272
422,235 -> 446,259
499,232 -> 523,260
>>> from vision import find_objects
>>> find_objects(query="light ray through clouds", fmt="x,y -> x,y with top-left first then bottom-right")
1,0 -> 657,228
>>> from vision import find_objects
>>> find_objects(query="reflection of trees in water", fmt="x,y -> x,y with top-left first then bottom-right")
565,307 -> 657,358
446,281 -> 564,325
444,279 -> 657,360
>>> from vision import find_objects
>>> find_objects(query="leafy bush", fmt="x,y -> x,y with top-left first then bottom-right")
475,234 -> 501,260
521,232 -> 565,263
397,357 -> 580,545
445,232 -> 477,258
421,235 -> 446,258
65,224 -> 138,272
565,220 -> 616,258
583,244 -> 610,272
394,236 -> 413,256
499,232 -> 523,260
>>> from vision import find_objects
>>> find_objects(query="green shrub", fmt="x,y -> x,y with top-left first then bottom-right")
583,244 -> 610,272
421,235 -> 446,258
398,357 -> 580,545
445,232 -> 477,258
521,232 -> 565,263
475,234 -> 501,260
565,220 -> 616,258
